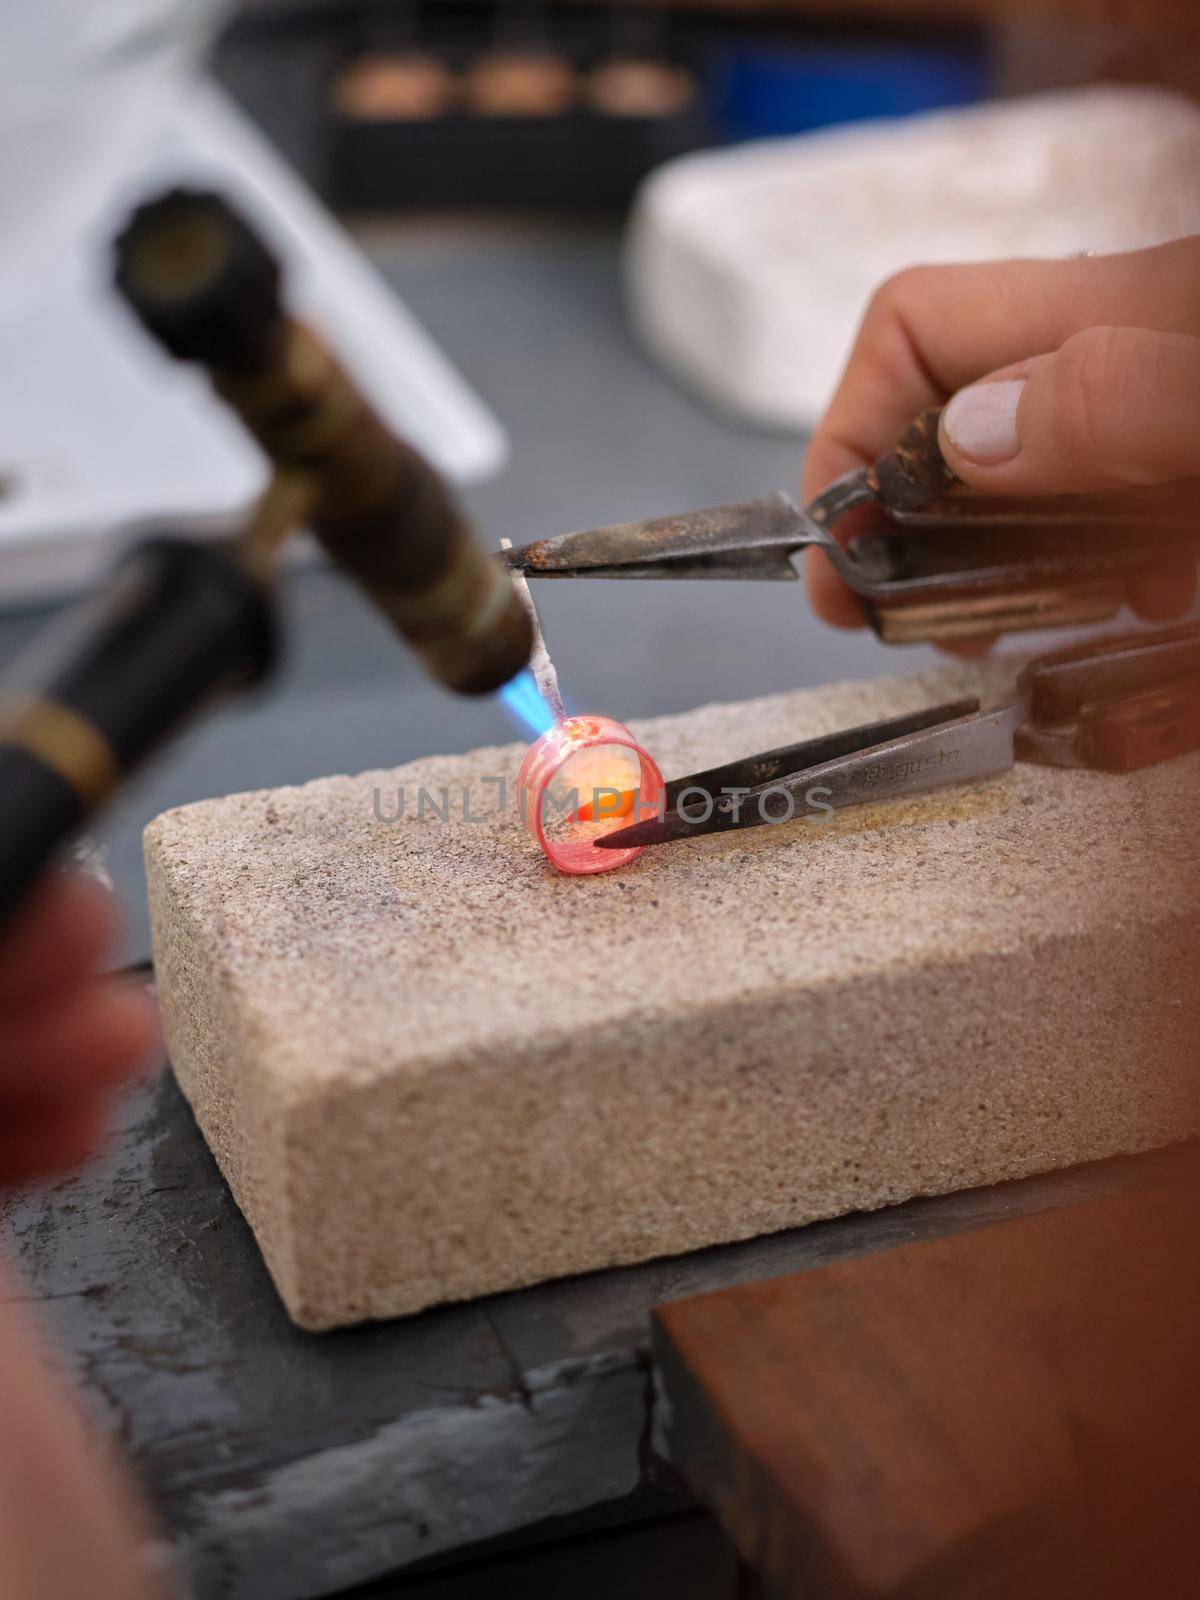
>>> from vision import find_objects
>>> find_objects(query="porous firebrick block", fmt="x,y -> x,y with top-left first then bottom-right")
145,659 -> 1200,1329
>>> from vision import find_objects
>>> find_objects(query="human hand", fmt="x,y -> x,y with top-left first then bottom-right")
0,874 -> 159,1188
802,236 -> 1200,635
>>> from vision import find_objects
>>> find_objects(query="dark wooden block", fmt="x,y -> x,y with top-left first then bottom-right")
655,1166 -> 1200,1599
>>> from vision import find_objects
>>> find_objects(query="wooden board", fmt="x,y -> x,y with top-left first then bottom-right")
655,1163 -> 1200,1599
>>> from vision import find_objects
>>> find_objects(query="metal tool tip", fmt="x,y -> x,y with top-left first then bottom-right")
593,819 -> 672,851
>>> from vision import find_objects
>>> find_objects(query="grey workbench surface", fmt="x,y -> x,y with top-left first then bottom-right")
0,220 -> 935,965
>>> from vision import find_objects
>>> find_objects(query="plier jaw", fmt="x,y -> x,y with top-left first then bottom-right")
500,490 -> 823,584
503,408 -> 1199,646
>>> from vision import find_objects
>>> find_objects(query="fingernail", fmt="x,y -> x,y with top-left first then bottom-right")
943,379 -> 1025,464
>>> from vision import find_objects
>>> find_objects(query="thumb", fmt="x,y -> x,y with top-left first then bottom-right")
938,327 -> 1200,494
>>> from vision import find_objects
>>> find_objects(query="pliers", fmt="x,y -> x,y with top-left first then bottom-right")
503,408 -> 1198,645
594,623 -> 1200,852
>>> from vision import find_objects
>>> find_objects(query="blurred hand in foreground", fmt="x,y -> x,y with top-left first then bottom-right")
0,875 -> 168,1598
0,873 -> 158,1189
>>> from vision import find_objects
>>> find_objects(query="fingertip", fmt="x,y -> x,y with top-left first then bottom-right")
92,980 -> 163,1087
0,1097 -> 112,1188
0,874 -> 122,1010
30,872 -> 116,946
5,979 -> 162,1098
52,1097 -> 113,1174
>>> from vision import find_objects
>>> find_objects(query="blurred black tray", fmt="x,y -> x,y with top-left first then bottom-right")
328,105 -> 714,210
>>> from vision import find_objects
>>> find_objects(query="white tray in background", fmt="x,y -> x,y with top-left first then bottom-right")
0,79 -> 508,602
626,86 -> 1200,434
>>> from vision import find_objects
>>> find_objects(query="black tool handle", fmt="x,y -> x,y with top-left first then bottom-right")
868,407 -> 958,515
0,536 -> 275,931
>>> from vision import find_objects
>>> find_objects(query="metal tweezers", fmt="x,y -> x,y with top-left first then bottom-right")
595,624 -> 1200,851
504,409 -> 1199,645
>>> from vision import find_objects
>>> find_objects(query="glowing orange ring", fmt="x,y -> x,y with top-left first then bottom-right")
516,714 -> 664,875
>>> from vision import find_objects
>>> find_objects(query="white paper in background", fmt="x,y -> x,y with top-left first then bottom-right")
626,87 -> 1200,434
0,79 -> 509,601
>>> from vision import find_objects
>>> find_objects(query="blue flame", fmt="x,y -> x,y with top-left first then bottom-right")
497,668 -> 556,738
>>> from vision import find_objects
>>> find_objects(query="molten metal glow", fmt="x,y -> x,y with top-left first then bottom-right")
516,715 -> 664,875
575,789 -> 635,822
497,668 -> 556,738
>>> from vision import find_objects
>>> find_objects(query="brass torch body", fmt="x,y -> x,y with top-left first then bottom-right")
113,188 -> 531,696
215,322 -> 530,695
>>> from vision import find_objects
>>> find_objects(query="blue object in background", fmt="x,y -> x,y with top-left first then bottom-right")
713,40 -> 991,144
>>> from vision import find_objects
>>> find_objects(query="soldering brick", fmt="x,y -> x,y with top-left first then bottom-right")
144,660 -> 1200,1330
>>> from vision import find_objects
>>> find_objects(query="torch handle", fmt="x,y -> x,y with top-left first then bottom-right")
0,536 -> 275,932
